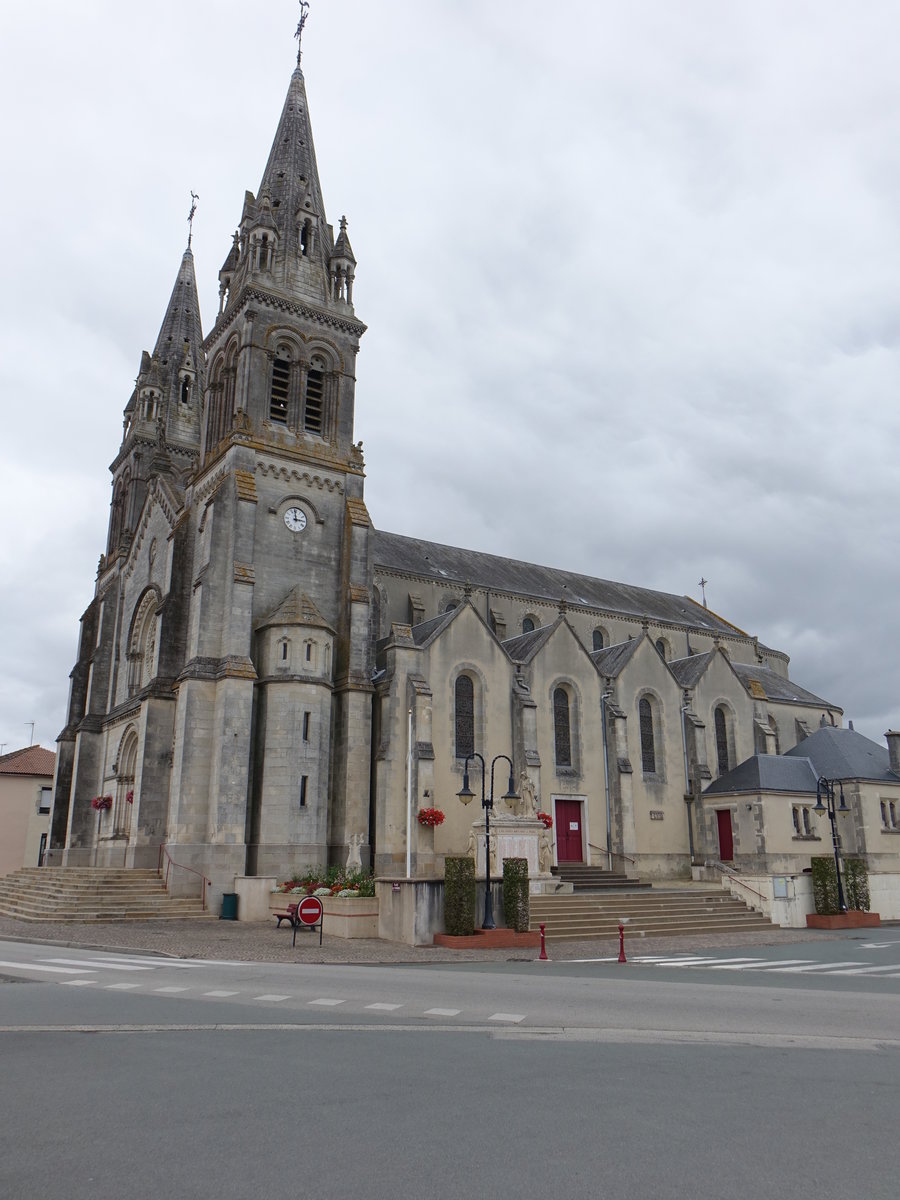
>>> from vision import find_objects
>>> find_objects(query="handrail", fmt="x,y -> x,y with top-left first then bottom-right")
157,844 -> 212,911
587,843 -> 637,867
704,859 -> 767,905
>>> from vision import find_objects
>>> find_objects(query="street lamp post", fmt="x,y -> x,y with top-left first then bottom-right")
814,776 -> 850,913
457,752 -> 519,930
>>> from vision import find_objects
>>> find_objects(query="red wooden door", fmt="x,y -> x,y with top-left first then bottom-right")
716,809 -> 734,862
555,800 -> 584,862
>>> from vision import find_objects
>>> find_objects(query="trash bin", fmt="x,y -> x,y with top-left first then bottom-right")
220,892 -> 238,920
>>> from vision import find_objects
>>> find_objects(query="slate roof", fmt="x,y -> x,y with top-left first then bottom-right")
373,531 -> 741,634
785,726 -> 899,783
731,662 -> 835,708
255,587 -> 334,633
502,623 -> 558,664
410,609 -> 457,646
669,650 -> 716,689
0,746 -> 56,777
704,754 -> 820,796
590,638 -> 641,678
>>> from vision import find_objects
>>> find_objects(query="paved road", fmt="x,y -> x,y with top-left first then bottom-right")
3,936 -> 900,1200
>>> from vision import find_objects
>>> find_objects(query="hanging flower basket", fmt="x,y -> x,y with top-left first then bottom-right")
125,790 -> 134,804
417,807 -> 445,828
537,811 -> 553,830
91,795 -> 113,811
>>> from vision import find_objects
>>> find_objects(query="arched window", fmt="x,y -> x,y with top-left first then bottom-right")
114,728 -> 138,838
639,696 -> 656,775
455,675 -> 474,759
303,355 -> 326,433
553,688 -> 572,767
655,638 -> 669,661
270,346 -> 291,423
522,616 -> 535,634
592,628 -> 605,652
714,706 -> 730,776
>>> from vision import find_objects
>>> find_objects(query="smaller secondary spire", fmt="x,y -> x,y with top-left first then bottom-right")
187,190 -> 199,247
295,0 -> 310,65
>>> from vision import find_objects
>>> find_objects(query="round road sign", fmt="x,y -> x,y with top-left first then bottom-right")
297,895 -> 324,926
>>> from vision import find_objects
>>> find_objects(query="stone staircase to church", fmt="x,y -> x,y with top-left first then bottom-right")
531,886 -> 774,941
0,868 -> 214,922
551,863 -> 652,891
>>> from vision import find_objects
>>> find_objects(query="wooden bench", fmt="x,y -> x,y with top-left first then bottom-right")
273,902 -> 299,928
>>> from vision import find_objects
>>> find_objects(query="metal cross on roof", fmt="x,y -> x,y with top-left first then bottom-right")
295,1 -> 310,64
187,191 -> 199,247
698,577 -> 708,607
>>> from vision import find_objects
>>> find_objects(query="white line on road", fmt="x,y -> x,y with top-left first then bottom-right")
822,965 -> 900,976
154,986 -> 190,993
41,958 -> 155,972
366,1002 -> 403,1011
707,959 -> 812,971
308,998 -> 346,1006
203,990 -> 240,998
764,961 -> 865,973
106,984 -> 140,990
489,1013 -> 526,1023
254,994 -> 290,1002
424,1008 -> 461,1017
60,980 -> 96,986
0,961 -> 92,975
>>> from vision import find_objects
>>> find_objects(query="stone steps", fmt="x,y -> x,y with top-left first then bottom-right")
550,864 -> 652,892
530,888 -> 773,940
0,867 -> 213,922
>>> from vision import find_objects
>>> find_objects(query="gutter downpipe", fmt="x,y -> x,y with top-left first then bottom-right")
680,699 -> 696,864
601,691 -> 613,871
406,707 -> 413,879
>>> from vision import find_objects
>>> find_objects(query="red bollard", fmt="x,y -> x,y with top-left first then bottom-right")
618,921 -> 627,964
539,922 -> 549,961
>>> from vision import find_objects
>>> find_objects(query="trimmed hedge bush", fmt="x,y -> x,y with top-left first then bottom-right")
811,855 -> 870,914
502,857 -> 530,932
444,856 -> 476,936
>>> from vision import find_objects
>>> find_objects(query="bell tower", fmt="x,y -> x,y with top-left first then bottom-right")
166,10 -> 373,886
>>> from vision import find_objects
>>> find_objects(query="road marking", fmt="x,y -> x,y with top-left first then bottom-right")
254,994 -> 290,1002
202,990 -> 240,998
154,986 -> 190,993
861,941 -> 900,949
659,957 -> 761,968
106,983 -> 140,990
366,1002 -> 403,1011
489,1013 -> 526,1023
308,998 -> 345,1007
60,979 -> 96,986
824,965 -> 900,976
0,961 -> 92,975
765,961 -> 865,973
41,958 -> 154,972
707,959 -> 810,971
424,1008 -> 461,1017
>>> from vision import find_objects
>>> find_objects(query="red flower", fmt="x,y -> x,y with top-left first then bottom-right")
91,795 -> 113,811
417,807 -> 445,827
537,811 -> 553,830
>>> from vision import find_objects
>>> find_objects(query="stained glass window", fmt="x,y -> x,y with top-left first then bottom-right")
455,675 -> 474,759
554,688 -> 571,767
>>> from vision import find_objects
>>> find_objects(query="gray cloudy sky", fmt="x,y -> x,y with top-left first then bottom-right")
1,0 -> 898,754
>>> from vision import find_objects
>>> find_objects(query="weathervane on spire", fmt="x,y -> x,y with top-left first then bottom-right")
295,1 -> 310,64
187,191 -> 199,247
699,577 -> 708,608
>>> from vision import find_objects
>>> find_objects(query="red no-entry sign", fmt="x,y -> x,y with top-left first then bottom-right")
297,896 -> 324,925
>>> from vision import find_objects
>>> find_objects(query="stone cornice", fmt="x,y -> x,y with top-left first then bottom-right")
205,287 -> 367,348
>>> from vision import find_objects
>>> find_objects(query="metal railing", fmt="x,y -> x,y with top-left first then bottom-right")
703,859 -> 767,905
587,843 -> 637,867
157,844 -> 211,911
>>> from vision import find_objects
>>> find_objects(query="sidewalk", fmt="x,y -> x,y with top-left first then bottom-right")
0,912 -> 838,966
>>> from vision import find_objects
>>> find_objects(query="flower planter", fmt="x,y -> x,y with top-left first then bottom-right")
433,928 -> 541,949
806,910 -> 881,929
269,892 -> 379,938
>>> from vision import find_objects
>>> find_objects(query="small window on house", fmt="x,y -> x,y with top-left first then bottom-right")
655,638 -> 668,661
455,675 -> 474,759
802,807 -> 812,835
881,800 -> 889,827
270,348 -> 291,423
553,687 -> 572,767
299,775 -> 308,807
891,801 -> 898,828
592,628 -> 605,652
303,359 -> 325,433
792,806 -> 801,835
302,712 -> 310,742
639,696 -> 656,774
522,617 -> 535,634
39,787 -> 52,814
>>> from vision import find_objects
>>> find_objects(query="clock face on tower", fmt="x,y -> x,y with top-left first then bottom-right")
283,507 -> 307,533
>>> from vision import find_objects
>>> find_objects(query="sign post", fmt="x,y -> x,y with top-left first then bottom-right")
292,895 -> 324,947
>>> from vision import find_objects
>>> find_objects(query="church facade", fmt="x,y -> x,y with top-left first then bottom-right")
51,35 -> 875,907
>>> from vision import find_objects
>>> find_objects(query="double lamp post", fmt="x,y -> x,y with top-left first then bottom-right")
814,776 -> 850,913
457,752 -> 519,929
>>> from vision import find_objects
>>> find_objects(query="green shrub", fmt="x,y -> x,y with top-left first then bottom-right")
502,858 -> 530,932
811,856 -> 870,914
444,856 -> 476,936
